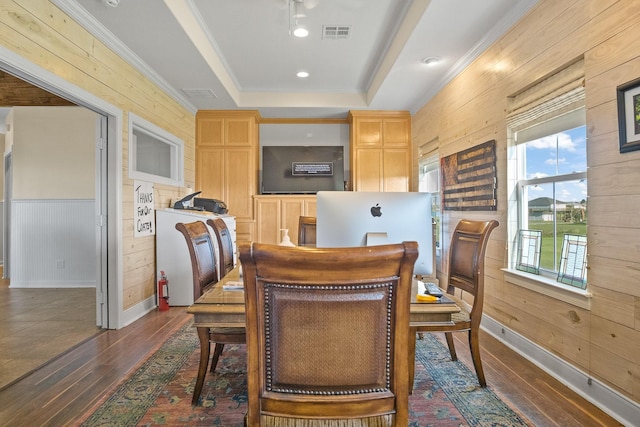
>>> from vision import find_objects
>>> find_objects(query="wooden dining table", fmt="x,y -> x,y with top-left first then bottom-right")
187,265 -> 460,403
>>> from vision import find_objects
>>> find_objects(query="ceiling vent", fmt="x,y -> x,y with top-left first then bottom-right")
181,88 -> 217,99
323,25 -> 351,40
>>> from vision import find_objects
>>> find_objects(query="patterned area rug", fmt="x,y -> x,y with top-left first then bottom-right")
77,320 -> 531,426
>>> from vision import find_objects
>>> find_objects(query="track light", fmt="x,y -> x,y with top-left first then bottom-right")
289,0 -> 310,38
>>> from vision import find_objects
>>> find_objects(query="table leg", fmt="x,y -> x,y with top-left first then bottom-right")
192,326 -> 210,405
408,327 -> 417,394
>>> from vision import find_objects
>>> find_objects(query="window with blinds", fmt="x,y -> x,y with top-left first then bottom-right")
506,58 -> 588,288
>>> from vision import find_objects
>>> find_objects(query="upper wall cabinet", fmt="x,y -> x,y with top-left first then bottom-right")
348,111 -> 411,192
196,110 -> 260,242
197,113 -> 257,147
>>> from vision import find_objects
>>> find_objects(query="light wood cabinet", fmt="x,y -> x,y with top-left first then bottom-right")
196,110 -> 409,243
349,111 -> 411,192
196,110 -> 260,242
254,195 -> 316,245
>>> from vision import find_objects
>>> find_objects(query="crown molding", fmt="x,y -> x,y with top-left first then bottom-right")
51,0 -> 197,114
410,0 -> 540,114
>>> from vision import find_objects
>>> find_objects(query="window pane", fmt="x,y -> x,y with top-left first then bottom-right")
419,156 -> 441,251
135,130 -> 173,178
525,126 -> 586,178
128,112 -> 184,187
523,179 -> 587,272
524,182 -> 557,270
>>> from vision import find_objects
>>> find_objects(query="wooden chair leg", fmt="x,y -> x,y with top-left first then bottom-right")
193,327 -> 211,405
444,332 -> 457,361
468,329 -> 486,387
209,342 -> 225,372
408,327 -> 417,394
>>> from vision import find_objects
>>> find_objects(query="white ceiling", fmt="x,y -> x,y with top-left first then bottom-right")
57,0 -> 538,119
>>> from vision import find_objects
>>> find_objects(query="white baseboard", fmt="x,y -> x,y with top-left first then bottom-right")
482,315 -> 640,427
121,295 -> 157,328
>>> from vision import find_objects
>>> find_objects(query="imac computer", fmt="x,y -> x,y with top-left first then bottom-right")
316,191 -> 433,276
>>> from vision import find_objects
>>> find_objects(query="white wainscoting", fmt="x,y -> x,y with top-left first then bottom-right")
10,199 -> 96,288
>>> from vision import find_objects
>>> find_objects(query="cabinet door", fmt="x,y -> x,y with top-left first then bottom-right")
196,148 -> 225,200
303,198 -> 317,217
196,115 -> 255,147
353,118 -> 382,147
382,118 -> 410,147
255,198 -> 280,244
197,116 -> 223,146
383,149 -> 410,192
281,199 -> 306,243
354,149 -> 383,192
225,148 -> 255,219
225,117 -> 254,146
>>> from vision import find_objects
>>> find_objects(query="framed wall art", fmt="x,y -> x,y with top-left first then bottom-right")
616,77 -> 640,153
441,140 -> 497,211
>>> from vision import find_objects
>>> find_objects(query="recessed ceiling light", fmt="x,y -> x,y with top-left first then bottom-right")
297,71 -> 309,78
421,56 -> 440,66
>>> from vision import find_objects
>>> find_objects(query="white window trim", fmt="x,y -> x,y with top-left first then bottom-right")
128,112 -> 184,187
502,268 -> 592,310
418,153 -> 441,257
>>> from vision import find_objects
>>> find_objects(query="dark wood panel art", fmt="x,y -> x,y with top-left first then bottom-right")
441,140 -> 497,211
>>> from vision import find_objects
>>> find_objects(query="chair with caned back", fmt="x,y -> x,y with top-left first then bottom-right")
297,215 -> 317,247
175,220 -> 246,405
409,219 -> 499,390
239,241 -> 418,427
206,218 -> 235,280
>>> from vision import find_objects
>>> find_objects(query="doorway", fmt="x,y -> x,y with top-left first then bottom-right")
0,65 -> 116,387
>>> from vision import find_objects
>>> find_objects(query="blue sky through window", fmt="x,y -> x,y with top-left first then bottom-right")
525,126 -> 587,203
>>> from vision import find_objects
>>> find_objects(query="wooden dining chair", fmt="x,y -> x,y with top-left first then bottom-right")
410,219 -> 499,390
174,220 -> 246,404
239,241 -> 418,427
297,215 -> 316,247
206,218 -> 235,280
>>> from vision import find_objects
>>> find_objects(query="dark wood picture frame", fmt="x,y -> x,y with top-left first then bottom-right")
616,77 -> 640,153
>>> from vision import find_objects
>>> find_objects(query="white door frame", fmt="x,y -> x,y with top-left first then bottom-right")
95,115 -> 109,327
3,151 -> 11,279
0,46 -> 124,329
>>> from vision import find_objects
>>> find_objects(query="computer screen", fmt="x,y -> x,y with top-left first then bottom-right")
316,191 -> 433,276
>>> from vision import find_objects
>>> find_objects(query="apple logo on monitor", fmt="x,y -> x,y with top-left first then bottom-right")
370,203 -> 382,217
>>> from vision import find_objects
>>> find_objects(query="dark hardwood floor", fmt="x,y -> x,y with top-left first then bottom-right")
0,307 -> 623,427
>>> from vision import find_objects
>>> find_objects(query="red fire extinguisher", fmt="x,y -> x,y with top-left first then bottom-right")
158,271 -> 170,311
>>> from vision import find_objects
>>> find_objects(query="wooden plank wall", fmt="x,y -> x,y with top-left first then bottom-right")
0,0 -> 196,310
412,0 -> 640,403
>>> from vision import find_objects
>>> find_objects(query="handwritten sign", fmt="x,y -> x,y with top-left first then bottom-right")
134,180 -> 155,237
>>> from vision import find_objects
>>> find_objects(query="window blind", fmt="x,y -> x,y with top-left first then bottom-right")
507,57 -> 585,134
